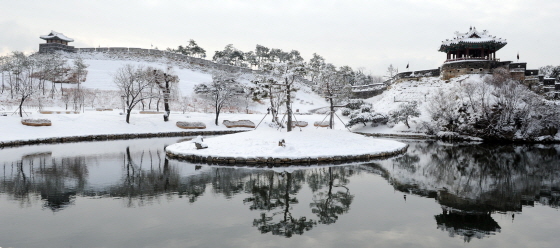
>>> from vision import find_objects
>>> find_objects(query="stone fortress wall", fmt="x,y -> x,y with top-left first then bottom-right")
394,61 -> 558,98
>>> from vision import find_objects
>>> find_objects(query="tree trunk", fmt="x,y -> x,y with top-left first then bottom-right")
329,98 -> 335,129
18,97 -> 25,117
268,85 -> 277,123
126,109 -> 132,124
163,85 -> 170,122
286,80 -> 292,132
404,116 -> 410,128
215,111 -> 220,126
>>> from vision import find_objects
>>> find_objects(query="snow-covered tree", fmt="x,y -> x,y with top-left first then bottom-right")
273,61 -> 306,131
244,51 -> 258,69
253,64 -> 285,126
186,39 -> 206,58
213,44 -> 245,67
168,39 -> 206,58
389,101 -> 420,128
255,44 -> 270,69
148,66 -> 179,122
194,71 -> 243,125
317,63 -> 352,129
425,88 -> 462,132
288,50 -> 304,63
307,53 -> 325,84
539,65 -> 560,79
338,66 -> 355,86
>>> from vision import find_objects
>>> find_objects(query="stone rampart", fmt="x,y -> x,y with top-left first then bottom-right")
396,68 -> 440,79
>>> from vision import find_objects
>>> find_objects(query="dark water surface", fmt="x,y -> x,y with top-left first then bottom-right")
1,137 -> 559,248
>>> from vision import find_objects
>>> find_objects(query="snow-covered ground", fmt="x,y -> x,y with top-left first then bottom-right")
0,110 -> 351,144
1,53 -> 335,144
166,128 -> 407,159
4,54 -> 556,145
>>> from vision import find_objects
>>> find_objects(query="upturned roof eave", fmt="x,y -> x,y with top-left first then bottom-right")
438,42 -> 507,53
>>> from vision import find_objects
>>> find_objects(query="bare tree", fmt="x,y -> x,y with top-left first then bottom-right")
194,71 -> 242,125
113,64 -> 156,124
385,64 -> 398,84
3,52 -> 41,117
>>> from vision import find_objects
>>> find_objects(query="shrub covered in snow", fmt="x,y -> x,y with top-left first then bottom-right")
345,100 -> 388,128
424,76 -> 560,141
340,107 -> 351,116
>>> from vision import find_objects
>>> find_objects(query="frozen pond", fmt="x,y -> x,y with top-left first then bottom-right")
1,137 -> 559,248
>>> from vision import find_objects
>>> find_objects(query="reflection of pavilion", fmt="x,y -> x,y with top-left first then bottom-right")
361,140 -> 560,242
435,210 -> 500,242
435,191 -> 502,242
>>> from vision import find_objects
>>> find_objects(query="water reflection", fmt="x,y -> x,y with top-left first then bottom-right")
249,171 -> 316,237
1,138 -> 559,243
370,140 -> 560,242
1,152 -> 86,211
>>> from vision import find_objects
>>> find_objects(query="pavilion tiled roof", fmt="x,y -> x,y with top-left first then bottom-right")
439,27 -> 506,52
40,31 -> 74,42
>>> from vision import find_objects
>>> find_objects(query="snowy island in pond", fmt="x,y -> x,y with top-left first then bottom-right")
165,129 -> 408,165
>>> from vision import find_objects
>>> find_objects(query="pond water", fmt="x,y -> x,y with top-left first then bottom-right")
1,137 -> 559,248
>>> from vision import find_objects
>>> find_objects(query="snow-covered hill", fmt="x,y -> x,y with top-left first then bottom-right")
353,73 -> 560,142
350,75 -> 472,134
63,52 -> 329,114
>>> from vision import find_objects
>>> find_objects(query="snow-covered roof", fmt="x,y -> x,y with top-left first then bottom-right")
439,27 -> 506,52
40,31 -> 74,42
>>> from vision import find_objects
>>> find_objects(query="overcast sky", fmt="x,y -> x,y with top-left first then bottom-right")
2,0 -> 559,75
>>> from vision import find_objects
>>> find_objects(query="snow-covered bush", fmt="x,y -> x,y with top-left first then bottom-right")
347,112 -> 388,127
345,100 -> 387,127
345,99 -> 365,110
340,107 -> 351,116
425,75 -> 560,141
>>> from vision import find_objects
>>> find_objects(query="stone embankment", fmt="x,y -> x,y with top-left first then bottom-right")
165,144 -> 408,167
0,130 -> 245,148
